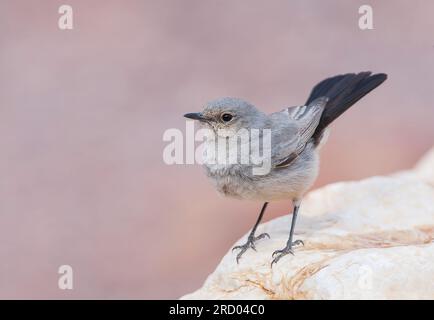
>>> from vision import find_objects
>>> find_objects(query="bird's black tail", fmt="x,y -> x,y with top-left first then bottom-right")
306,72 -> 387,144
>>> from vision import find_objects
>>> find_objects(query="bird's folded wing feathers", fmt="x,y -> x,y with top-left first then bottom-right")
272,97 -> 328,168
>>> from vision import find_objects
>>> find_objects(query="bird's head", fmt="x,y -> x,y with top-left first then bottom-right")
184,97 -> 265,137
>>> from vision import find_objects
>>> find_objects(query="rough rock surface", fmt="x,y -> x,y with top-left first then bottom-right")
181,148 -> 434,299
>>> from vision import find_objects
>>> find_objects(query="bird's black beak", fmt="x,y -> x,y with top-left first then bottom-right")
184,112 -> 206,121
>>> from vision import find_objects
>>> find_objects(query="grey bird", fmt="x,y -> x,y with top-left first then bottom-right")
184,72 -> 387,266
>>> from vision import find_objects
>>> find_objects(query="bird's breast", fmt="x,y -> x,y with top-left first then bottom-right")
204,163 -> 254,199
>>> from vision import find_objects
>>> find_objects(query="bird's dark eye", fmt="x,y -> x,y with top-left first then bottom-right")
221,113 -> 233,122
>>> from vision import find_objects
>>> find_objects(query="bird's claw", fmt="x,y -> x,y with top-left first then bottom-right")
271,248 -> 294,267
271,239 -> 304,267
293,239 -> 304,247
255,233 -> 270,241
232,232 -> 270,264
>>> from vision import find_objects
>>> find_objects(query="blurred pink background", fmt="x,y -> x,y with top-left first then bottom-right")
0,0 -> 433,299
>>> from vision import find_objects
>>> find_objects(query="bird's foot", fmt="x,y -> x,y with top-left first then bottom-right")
271,239 -> 304,267
232,233 -> 270,264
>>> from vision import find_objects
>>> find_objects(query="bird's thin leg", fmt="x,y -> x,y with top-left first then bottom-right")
232,202 -> 270,263
271,200 -> 304,267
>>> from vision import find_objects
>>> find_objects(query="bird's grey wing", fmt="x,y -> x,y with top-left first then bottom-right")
272,97 -> 328,168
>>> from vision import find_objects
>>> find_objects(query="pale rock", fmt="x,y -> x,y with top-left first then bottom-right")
181,147 -> 434,300
413,147 -> 434,186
